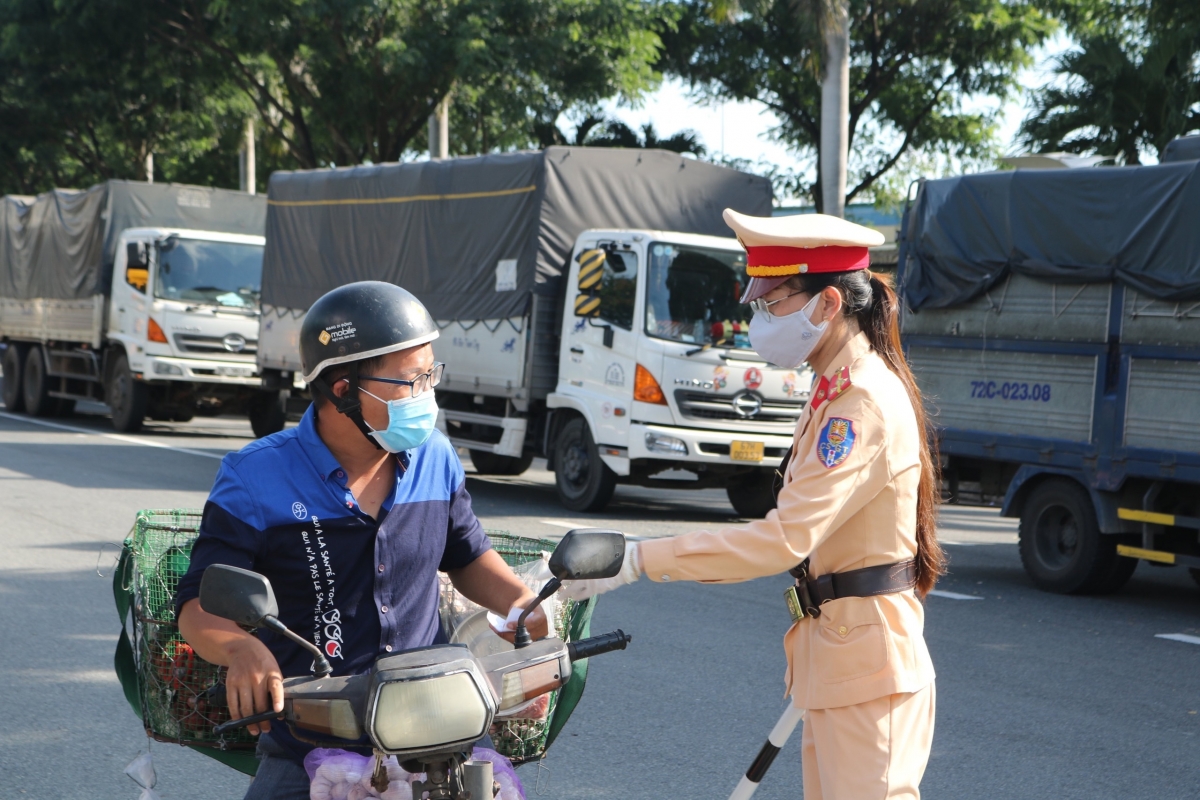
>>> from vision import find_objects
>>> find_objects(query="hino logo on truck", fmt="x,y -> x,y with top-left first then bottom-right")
731,390 -> 763,418
222,333 -> 247,353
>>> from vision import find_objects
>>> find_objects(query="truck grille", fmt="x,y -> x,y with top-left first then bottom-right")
173,333 -> 258,355
673,389 -> 804,424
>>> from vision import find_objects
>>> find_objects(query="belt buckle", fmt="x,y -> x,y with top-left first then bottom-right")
784,585 -> 806,622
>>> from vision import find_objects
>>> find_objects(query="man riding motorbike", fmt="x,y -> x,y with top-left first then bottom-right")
175,281 -> 547,799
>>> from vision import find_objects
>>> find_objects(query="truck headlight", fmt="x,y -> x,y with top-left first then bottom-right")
153,361 -> 184,376
645,432 -> 688,455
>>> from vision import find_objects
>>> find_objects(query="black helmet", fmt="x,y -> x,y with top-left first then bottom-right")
301,281 -> 439,444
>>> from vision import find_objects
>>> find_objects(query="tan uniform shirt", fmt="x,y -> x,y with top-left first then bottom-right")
640,332 -> 935,709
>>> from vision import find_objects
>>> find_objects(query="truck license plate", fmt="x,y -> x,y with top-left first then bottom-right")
730,441 -> 764,462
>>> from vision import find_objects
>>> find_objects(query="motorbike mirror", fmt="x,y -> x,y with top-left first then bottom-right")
200,565 -> 280,627
549,529 -> 626,580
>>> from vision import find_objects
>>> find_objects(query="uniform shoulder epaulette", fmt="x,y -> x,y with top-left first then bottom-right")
809,365 -> 852,411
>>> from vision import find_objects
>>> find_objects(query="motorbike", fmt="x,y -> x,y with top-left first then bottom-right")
198,529 -> 632,800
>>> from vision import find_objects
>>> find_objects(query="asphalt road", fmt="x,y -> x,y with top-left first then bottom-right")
1,402 -> 1199,799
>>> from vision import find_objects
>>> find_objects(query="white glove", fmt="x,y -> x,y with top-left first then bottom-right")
561,543 -> 642,601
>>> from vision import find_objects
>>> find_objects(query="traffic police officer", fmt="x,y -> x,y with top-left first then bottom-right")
566,211 -> 946,799
176,281 -> 546,800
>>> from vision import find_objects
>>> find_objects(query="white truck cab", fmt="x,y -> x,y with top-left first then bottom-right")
545,229 -> 810,514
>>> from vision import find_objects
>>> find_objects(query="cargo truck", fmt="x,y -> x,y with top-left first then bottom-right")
0,181 -> 284,435
898,157 -> 1200,594
256,147 -> 815,515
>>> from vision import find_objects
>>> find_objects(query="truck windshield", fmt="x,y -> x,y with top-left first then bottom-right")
645,241 -> 752,350
155,237 -> 264,310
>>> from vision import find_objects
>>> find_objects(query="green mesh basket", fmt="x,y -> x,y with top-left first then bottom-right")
126,509 -> 255,750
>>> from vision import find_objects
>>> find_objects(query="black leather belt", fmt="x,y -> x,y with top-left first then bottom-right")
784,558 -> 916,620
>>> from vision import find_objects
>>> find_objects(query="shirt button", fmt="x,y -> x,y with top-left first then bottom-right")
381,605 -> 388,613
660,575 -> 671,582
378,564 -> 385,573
336,470 -> 345,479
838,626 -> 848,637
385,645 -> 393,652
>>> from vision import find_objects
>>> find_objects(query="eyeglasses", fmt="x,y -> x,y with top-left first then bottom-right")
359,362 -> 445,397
749,291 -> 806,316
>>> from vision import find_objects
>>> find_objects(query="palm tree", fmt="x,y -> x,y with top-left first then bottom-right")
1020,30 -> 1200,164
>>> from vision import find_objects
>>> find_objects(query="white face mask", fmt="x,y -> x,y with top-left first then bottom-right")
748,293 -> 828,369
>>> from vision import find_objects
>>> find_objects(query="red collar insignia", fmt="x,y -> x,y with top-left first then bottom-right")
809,366 -> 851,411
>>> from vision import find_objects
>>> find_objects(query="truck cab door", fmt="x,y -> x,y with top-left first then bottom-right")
111,238 -> 151,356
559,242 -> 640,450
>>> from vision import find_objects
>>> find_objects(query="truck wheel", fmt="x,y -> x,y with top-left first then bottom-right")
2,343 -> 26,412
22,345 -> 56,417
248,390 -> 287,438
553,417 -> 616,512
1018,479 -> 1124,594
469,449 -> 534,476
108,352 -> 148,433
726,471 -> 777,518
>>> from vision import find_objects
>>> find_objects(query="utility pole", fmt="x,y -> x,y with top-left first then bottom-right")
819,0 -> 849,218
239,119 -> 256,195
428,94 -> 450,159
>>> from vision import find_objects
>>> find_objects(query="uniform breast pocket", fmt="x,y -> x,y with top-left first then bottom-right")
812,597 -> 888,684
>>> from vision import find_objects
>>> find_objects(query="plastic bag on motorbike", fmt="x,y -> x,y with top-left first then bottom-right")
303,748 -> 524,800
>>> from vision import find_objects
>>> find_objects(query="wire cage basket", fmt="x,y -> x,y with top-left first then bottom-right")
126,509 -> 255,750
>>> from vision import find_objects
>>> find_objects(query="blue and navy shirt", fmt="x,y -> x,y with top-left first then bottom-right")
174,405 -> 491,760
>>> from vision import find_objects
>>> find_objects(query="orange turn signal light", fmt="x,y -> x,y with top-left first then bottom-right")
634,364 -> 667,405
147,317 -> 168,343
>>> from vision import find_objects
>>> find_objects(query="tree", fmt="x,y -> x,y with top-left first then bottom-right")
1020,1 -> 1200,163
660,0 -> 1054,210
166,0 -> 670,168
0,0 -> 258,194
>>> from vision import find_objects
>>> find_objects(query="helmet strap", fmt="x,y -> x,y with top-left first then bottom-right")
311,360 -> 382,449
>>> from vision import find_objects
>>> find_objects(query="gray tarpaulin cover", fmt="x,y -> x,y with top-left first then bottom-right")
1162,135 -> 1200,164
262,146 -> 773,320
0,181 -> 266,300
901,160 -> 1200,310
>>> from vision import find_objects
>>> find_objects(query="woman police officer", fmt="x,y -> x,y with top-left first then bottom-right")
564,209 -> 946,800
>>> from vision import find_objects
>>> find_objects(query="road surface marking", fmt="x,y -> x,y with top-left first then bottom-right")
0,410 -> 223,459
928,589 -> 984,600
1156,633 -> 1200,646
940,541 -> 983,546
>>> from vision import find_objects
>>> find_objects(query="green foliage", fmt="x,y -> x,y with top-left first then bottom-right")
659,0 -> 1054,208
1020,0 -> 1200,163
169,0 -> 670,167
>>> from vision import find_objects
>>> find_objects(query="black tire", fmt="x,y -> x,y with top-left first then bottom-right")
726,471 -> 778,518
22,345 -> 55,417
108,352 -> 148,433
1018,479 -> 1125,594
2,343 -> 26,412
248,390 -> 287,438
469,449 -> 534,476
553,417 -> 616,512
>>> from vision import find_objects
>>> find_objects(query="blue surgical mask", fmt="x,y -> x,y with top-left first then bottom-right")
360,389 -> 439,453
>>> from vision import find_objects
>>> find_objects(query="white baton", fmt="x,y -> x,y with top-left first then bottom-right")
728,703 -> 806,800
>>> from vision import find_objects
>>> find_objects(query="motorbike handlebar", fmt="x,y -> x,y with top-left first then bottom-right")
566,629 -> 632,662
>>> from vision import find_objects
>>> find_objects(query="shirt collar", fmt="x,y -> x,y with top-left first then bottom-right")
296,404 -> 412,484
296,404 -> 348,483
820,330 -> 872,381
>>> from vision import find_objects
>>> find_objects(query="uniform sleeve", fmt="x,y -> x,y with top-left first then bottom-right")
173,461 -> 266,616
639,394 -> 891,584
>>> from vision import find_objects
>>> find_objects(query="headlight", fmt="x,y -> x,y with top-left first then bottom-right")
371,672 -> 490,752
645,431 -> 688,455
153,361 -> 184,376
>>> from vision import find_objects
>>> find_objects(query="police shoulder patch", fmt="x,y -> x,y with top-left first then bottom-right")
816,417 -> 856,469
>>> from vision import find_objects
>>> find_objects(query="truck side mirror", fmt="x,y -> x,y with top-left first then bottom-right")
574,249 -> 605,317
200,564 -> 280,627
